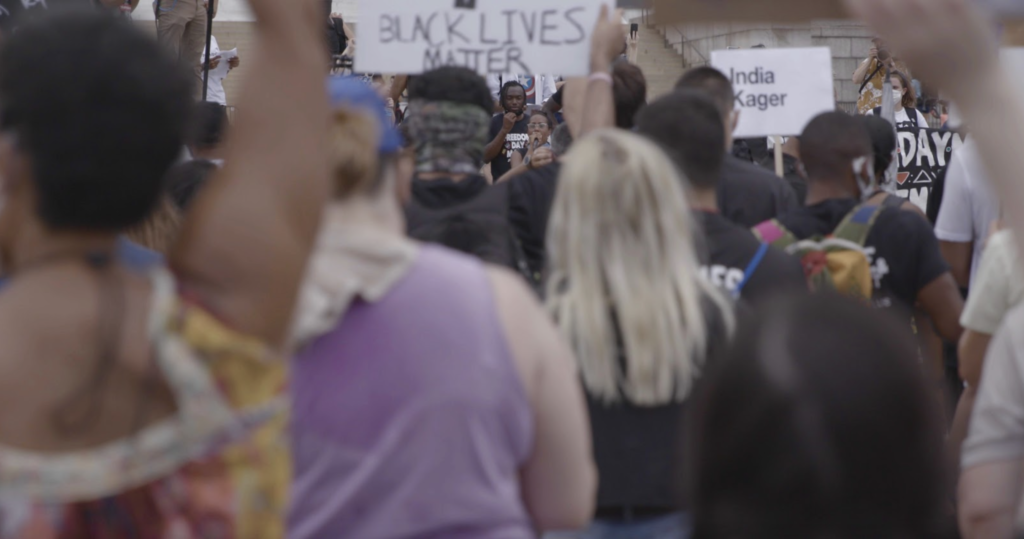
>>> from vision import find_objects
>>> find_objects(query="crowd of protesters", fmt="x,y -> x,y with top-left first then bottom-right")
1,0 -> 1024,538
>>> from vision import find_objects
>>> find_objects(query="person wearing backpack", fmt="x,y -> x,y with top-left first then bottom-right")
754,112 -> 963,344
635,90 -> 807,304
402,67 -> 535,285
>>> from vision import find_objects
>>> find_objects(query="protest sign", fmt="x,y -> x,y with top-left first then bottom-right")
894,127 -> 965,211
356,0 -> 604,77
710,47 -> 834,138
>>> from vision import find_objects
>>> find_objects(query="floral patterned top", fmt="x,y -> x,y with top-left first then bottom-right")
856,57 -> 912,114
0,269 -> 290,538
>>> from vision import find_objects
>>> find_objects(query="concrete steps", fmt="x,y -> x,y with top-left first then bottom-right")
630,19 -> 686,102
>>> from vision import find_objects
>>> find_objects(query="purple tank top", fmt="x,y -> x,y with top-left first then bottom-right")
288,246 -> 535,539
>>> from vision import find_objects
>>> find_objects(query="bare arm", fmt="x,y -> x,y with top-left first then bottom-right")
343,21 -> 356,44
852,56 -> 875,85
390,75 -> 408,105
171,0 -> 331,347
578,6 -> 623,137
960,330 -> 994,389
941,241 -> 974,289
484,122 -> 510,163
916,272 -> 964,344
510,150 -> 524,170
488,268 -> 597,531
960,460 -> 1024,539
496,148 -> 555,184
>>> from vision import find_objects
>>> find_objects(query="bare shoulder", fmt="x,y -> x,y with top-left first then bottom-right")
484,266 -> 556,400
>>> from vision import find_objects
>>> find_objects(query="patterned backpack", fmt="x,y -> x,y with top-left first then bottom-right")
752,203 -> 891,301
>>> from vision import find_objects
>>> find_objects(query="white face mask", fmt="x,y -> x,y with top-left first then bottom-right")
892,89 -> 903,104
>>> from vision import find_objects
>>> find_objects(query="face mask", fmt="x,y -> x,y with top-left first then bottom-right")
852,156 -> 877,201
892,90 -> 902,103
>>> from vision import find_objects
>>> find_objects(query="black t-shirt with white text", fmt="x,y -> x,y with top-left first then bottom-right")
775,198 -> 950,313
489,114 -> 530,180
696,211 -> 806,303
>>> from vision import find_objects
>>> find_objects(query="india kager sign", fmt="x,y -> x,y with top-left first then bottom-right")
711,47 -> 835,138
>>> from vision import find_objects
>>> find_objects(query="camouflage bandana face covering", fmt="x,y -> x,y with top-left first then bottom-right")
405,100 -> 489,175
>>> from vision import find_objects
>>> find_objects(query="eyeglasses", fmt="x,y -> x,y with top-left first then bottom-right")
527,123 -> 550,129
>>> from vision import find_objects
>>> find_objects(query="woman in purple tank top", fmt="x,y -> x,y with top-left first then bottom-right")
286,76 -> 596,539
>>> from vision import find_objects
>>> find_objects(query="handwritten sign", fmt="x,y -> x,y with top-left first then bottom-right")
356,0 -> 604,76
710,47 -> 835,138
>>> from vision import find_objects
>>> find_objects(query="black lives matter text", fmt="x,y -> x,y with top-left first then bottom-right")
379,8 -> 588,73
730,67 -> 788,111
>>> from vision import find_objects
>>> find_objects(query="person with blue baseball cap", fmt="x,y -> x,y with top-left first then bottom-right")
287,76 -> 596,538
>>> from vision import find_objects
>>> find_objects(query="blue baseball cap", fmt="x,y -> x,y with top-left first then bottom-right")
327,76 -> 403,154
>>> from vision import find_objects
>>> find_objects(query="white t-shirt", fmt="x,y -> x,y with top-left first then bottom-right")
935,139 -> 1000,287
963,303 -> 1024,470
200,36 -> 228,106
960,231 -> 1023,334
866,107 -> 930,129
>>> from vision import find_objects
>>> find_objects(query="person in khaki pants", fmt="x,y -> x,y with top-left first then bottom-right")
155,0 -> 216,99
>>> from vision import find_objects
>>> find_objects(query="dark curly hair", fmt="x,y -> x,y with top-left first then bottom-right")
0,12 -> 192,231
499,80 -> 526,111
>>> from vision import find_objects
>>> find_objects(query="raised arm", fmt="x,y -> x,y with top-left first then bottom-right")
484,114 -> 513,163
171,0 -> 332,347
578,5 -> 624,137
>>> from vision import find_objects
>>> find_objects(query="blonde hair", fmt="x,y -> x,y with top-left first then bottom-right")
545,130 -> 733,406
329,107 -> 385,199
124,196 -> 181,255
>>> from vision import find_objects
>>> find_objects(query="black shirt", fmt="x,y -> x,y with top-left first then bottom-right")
776,198 -> 950,313
409,174 -> 490,210
488,114 -> 530,180
718,155 -> 799,228
508,162 -> 561,276
588,298 -> 730,510
696,211 -> 806,303
773,153 -> 808,206
328,16 -> 348,56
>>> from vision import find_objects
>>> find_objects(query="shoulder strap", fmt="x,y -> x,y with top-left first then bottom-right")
733,243 -> 770,300
832,203 -> 887,246
881,193 -> 905,210
752,219 -> 799,251
859,60 -> 885,94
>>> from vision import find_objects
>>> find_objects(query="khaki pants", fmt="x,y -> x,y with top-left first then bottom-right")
155,0 -> 208,99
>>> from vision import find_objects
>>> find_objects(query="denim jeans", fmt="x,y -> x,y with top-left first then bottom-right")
544,512 -> 690,539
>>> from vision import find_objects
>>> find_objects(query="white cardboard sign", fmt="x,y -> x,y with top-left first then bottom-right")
356,0 -> 604,77
710,47 -> 835,138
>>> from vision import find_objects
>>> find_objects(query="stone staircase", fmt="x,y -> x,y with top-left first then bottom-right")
629,18 -> 687,102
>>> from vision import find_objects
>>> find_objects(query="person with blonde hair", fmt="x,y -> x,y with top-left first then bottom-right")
545,129 -> 734,538
286,76 -> 596,539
